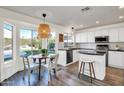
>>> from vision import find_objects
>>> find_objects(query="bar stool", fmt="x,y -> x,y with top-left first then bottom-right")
78,59 -> 96,83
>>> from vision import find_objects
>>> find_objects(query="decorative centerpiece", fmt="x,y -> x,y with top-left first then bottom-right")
41,49 -> 48,56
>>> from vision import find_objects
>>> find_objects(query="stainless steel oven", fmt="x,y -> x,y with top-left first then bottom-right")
95,36 -> 109,43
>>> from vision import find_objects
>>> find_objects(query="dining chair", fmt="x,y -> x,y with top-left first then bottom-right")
22,55 -> 39,83
41,53 -> 59,82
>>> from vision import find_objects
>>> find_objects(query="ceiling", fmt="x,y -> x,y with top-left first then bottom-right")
1,6 -> 124,30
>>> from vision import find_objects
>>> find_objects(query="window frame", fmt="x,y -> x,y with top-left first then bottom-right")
3,22 -> 14,63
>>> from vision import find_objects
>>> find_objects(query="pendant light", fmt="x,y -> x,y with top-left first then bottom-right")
38,13 -> 51,38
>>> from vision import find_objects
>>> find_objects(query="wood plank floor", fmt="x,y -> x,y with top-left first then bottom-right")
0,62 -> 124,86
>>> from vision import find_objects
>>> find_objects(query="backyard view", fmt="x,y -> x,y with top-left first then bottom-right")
20,29 -> 56,57
20,29 -> 43,57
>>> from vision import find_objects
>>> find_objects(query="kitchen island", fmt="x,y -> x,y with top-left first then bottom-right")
78,50 -> 106,80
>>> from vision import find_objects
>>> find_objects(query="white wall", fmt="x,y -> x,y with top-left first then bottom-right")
0,8 -> 66,82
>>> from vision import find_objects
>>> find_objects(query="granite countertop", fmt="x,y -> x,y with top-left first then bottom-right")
78,50 -> 106,56
58,48 -> 95,51
108,49 -> 124,52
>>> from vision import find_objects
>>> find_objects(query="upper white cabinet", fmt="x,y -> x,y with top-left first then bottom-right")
75,33 -> 81,43
75,32 -> 87,43
95,30 -> 108,36
109,28 -> 119,42
75,25 -> 124,43
118,27 -> 124,42
80,32 -> 88,42
87,31 -> 95,42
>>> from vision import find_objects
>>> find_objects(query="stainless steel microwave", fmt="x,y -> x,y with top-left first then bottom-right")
95,36 -> 109,43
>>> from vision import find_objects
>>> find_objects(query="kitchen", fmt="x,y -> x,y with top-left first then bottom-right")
58,22 -> 124,85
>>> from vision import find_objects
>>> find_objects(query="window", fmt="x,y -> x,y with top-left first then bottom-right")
32,30 -> 42,55
20,29 -> 42,57
20,29 -> 56,57
48,32 -> 56,54
20,29 -> 32,57
4,23 -> 13,62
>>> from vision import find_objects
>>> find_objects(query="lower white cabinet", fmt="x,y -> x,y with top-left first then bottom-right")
108,51 -> 124,69
73,50 -> 80,62
58,50 -> 67,66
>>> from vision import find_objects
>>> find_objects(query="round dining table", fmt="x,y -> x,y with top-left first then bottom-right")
32,54 -> 49,80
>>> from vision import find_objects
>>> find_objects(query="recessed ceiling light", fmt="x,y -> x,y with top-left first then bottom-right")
80,25 -> 83,27
119,6 -> 124,9
119,16 -> 124,19
96,21 -> 100,24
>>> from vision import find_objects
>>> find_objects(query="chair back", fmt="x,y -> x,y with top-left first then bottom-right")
49,53 -> 59,69
21,56 -> 30,70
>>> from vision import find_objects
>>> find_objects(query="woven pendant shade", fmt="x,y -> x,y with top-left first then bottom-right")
38,24 -> 50,38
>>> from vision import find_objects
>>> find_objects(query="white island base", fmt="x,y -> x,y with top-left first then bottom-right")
78,53 -> 106,80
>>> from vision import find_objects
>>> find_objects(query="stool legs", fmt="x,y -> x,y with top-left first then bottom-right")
78,62 -> 83,78
91,63 -> 96,79
89,63 -> 92,83
78,61 -> 96,83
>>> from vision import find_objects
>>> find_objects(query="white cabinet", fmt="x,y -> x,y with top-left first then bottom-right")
75,27 -> 124,43
109,29 -> 119,42
73,50 -> 80,62
58,50 -> 67,66
75,33 -> 81,43
87,31 -> 95,42
95,30 -> 108,36
80,32 -> 88,42
75,32 -> 87,43
118,28 -> 124,42
108,51 -> 124,69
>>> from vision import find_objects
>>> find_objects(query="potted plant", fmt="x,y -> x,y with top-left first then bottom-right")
41,49 -> 48,56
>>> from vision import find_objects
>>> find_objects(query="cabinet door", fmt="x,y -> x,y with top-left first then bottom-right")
108,51 -> 123,68
118,28 -> 124,42
75,33 -> 80,43
58,51 -> 66,66
109,29 -> 119,42
122,53 -> 124,67
80,32 -> 88,42
73,50 -> 79,62
87,31 -> 95,42
95,30 -> 108,36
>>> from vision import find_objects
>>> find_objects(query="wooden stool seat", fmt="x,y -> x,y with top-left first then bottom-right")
78,60 -> 96,83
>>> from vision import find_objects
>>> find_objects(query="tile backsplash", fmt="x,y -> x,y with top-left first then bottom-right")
76,42 -> 124,50
76,43 -> 96,49
109,43 -> 124,50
